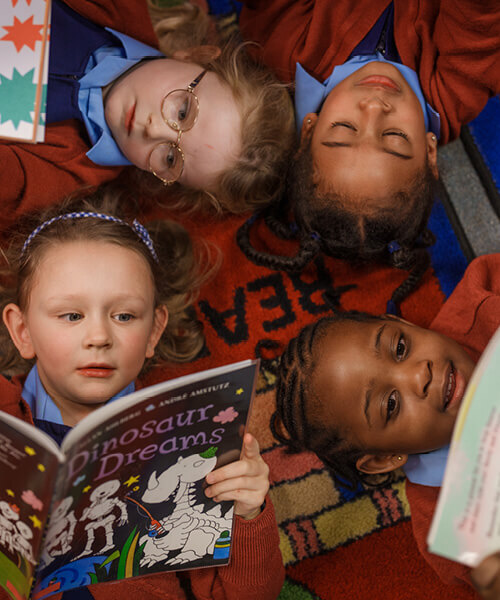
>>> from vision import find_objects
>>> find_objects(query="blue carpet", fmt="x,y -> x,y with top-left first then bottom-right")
428,198 -> 468,298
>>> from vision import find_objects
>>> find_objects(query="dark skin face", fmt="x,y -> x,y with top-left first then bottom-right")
311,317 -> 475,474
301,62 -> 439,215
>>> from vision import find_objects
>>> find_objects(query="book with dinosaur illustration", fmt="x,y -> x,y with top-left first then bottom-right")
428,326 -> 500,567
0,359 -> 258,600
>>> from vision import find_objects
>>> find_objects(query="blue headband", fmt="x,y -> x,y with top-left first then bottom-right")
21,211 -> 159,263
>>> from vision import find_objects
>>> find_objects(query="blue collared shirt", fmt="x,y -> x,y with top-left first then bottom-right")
403,445 -> 449,487
294,53 -> 441,137
78,28 -> 163,166
22,364 -> 135,426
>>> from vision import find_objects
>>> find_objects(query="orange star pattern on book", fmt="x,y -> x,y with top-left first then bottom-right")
1,15 -> 43,52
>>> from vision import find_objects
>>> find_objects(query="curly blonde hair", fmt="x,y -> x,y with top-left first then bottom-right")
139,2 -> 295,213
0,185 -> 213,375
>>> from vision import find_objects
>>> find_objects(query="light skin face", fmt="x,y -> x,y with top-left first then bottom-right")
3,241 -> 168,427
301,61 -> 439,214
311,317 -> 475,474
104,51 -> 242,190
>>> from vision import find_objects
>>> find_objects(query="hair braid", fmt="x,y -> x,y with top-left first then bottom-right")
236,215 -> 321,272
273,313 -> 400,489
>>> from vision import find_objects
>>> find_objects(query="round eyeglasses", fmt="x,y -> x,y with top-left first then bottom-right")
148,70 -> 207,186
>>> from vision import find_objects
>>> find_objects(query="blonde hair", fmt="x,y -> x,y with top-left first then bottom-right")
0,185 -> 213,375
141,2 -> 295,213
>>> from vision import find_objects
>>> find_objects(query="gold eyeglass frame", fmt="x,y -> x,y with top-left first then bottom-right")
148,69 -> 207,186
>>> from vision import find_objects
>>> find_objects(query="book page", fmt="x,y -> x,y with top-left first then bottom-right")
428,326 -> 500,567
33,360 -> 257,597
0,0 -> 51,142
0,413 -> 61,600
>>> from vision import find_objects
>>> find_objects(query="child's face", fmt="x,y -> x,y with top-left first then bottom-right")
104,58 -> 241,190
6,241 -> 167,425
302,61 -> 438,213
311,317 -> 475,457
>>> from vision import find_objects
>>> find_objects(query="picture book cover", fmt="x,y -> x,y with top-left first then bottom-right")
0,0 -> 51,142
428,326 -> 500,567
0,359 -> 258,600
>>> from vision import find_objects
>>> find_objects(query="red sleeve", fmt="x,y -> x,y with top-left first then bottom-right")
430,254 -> 500,362
239,0 -> 391,83
0,123 -> 127,234
188,496 -> 285,600
395,0 -> 500,143
405,480 -> 478,593
62,0 -> 158,47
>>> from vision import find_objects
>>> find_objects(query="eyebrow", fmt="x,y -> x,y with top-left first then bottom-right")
374,324 -> 386,357
363,324 -> 387,427
364,384 -> 373,428
321,141 -> 413,160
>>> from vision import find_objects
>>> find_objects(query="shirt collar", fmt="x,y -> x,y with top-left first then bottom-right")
21,364 -> 136,426
294,53 -> 440,138
79,27 -> 163,166
403,445 -> 450,487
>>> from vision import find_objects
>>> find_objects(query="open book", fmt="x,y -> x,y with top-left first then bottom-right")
428,326 -> 500,567
0,359 -> 258,600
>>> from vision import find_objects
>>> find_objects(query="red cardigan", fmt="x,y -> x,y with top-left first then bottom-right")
0,0 -> 159,234
0,376 -> 285,600
239,0 -> 500,144
405,253 -> 500,590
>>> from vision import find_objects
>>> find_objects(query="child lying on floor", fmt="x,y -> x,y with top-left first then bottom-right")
237,0 -> 500,314
0,188 -> 284,600
0,0 -> 294,229
273,253 -> 500,598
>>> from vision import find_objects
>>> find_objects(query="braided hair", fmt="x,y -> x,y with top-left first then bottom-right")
237,136 -> 437,314
271,312 -> 393,489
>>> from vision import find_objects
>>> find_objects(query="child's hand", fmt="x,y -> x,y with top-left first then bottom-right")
204,433 -> 269,520
471,552 -> 500,599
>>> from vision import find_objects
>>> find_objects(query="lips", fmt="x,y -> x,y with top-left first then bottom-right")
77,365 -> 115,378
355,75 -> 401,92
442,363 -> 455,410
442,362 -> 466,411
125,103 -> 136,135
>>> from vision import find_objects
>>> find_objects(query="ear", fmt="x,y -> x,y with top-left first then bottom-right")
145,305 -> 169,358
426,132 -> 439,180
2,303 -> 35,359
172,45 -> 221,66
300,112 -> 317,143
356,453 -> 408,475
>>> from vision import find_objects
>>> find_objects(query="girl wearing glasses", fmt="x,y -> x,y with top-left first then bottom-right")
0,0 -> 294,232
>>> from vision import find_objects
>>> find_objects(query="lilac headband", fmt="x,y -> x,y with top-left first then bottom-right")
21,211 -> 159,263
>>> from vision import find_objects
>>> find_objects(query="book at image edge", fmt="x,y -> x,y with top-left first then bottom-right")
427,326 -> 500,565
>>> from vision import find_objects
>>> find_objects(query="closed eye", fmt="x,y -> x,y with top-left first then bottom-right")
384,130 -> 409,141
331,121 -> 356,131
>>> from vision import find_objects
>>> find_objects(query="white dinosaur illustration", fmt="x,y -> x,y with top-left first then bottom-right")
78,479 -> 128,557
39,496 -> 77,567
139,447 -> 233,566
0,501 -> 20,554
12,520 -> 35,564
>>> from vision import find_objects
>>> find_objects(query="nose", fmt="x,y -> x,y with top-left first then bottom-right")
358,95 -> 393,114
404,359 -> 432,398
83,316 -> 112,349
144,113 -> 177,143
